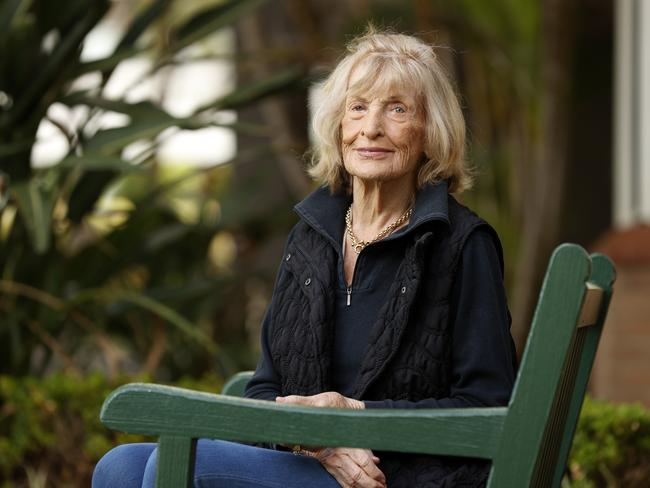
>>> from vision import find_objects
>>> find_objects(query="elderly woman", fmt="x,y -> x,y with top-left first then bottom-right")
93,29 -> 516,488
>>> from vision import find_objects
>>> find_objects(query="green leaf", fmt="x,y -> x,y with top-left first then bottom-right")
62,94 -> 171,121
32,0 -> 105,37
173,0 -> 266,54
73,288 -> 219,354
195,66 -> 304,113
11,178 -> 54,254
75,45 -> 143,76
4,1 -> 109,129
116,0 -> 170,51
83,120 -> 176,156
95,0 -> 172,86
57,155 -> 144,172
0,0 -> 30,36
76,68 -> 301,155
61,97 -> 180,156
75,0 -> 266,78
115,291 -> 217,353
66,170 -> 121,223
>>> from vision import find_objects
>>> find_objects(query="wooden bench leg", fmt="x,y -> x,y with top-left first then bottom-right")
156,436 -> 197,488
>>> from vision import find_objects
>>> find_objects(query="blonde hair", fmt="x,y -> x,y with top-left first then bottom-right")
308,27 -> 472,193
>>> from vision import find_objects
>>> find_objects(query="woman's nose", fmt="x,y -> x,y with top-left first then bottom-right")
361,109 -> 384,138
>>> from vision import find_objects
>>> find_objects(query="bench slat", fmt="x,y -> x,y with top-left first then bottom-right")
101,383 -> 507,459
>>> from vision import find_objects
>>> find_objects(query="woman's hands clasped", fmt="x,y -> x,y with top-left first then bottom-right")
276,391 -> 364,410
276,392 -> 387,488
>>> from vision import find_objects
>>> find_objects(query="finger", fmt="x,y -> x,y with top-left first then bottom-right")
368,449 -> 381,464
318,450 -> 352,488
349,450 -> 386,485
275,395 -> 311,405
319,449 -> 385,488
340,452 -> 385,488
300,392 -> 336,408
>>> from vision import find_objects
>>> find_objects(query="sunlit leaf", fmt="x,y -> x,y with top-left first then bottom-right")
11,178 -> 54,254
0,205 -> 17,242
195,66 -> 303,113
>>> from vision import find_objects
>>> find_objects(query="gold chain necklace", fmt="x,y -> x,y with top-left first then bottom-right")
345,204 -> 413,254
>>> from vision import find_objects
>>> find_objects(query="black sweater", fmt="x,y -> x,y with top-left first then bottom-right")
246,183 -> 517,409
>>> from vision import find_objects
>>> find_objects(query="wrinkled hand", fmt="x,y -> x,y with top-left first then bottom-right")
275,391 -> 365,410
316,447 -> 387,488
275,393 -> 384,487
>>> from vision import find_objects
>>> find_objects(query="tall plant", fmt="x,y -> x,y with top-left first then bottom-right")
0,0 -> 303,377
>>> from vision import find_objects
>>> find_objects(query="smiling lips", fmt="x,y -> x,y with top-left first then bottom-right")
355,147 -> 394,158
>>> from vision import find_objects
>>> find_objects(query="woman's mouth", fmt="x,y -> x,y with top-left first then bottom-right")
355,147 -> 394,158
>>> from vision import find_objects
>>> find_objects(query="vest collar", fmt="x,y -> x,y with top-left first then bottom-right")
294,180 -> 451,250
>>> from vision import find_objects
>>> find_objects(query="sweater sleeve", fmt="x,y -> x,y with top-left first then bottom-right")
243,228 -> 299,402
243,304 -> 282,402
364,228 -> 517,409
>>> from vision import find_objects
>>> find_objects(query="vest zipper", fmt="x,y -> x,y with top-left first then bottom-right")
346,286 -> 352,306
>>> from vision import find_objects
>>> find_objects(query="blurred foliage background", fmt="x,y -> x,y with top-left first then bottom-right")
0,0 -> 646,486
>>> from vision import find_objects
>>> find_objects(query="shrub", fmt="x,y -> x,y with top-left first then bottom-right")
564,396 -> 650,487
0,372 -> 222,487
2,375 -> 649,487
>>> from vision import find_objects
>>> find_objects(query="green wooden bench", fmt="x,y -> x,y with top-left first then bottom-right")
100,244 -> 615,487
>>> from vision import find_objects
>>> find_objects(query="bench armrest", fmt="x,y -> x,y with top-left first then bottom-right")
101,383 -> 506,459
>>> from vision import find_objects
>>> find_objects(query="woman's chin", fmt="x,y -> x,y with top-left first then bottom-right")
345,158 -> 416,186
351,173 -> 412,187
348,163 -> 411,181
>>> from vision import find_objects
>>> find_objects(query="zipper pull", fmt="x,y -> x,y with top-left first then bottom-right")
346,287 -> 352,306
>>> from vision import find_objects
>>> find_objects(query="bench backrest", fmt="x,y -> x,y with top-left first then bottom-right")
488,246 -> 615,487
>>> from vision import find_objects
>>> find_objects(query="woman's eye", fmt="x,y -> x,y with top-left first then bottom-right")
393,106 -> 406,114
351,104 -> 365,111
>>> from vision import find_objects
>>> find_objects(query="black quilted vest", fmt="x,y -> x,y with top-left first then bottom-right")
268,194 -> 500,487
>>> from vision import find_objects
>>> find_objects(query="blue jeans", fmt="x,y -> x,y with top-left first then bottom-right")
92,439 -> 341,488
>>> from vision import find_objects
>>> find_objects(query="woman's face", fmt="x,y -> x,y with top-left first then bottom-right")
341,72 -> 425,187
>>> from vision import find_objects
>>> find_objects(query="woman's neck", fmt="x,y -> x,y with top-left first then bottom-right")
350,177 -> 416,241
